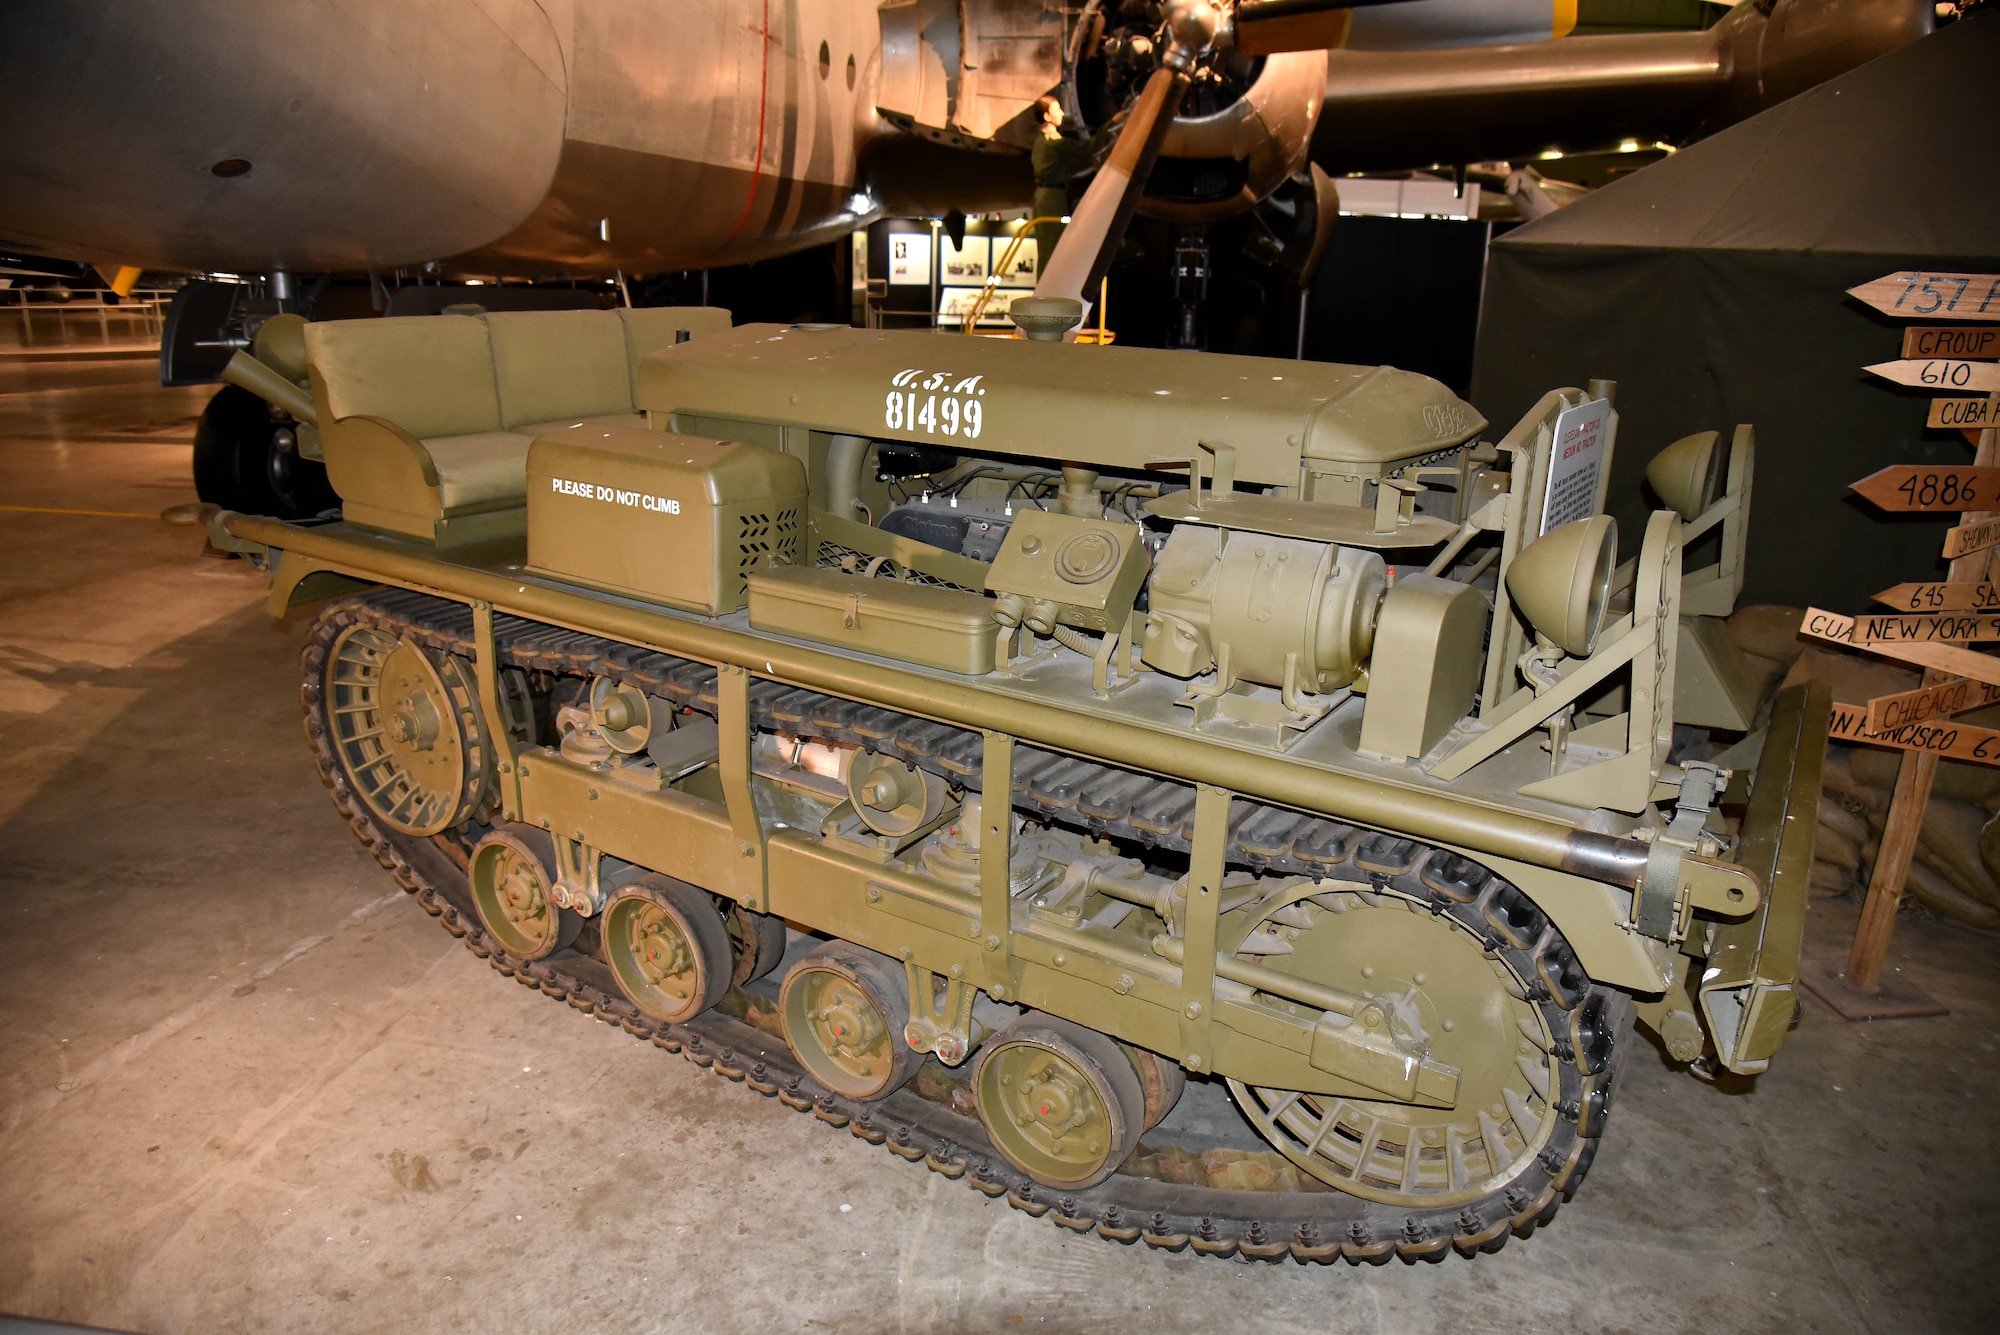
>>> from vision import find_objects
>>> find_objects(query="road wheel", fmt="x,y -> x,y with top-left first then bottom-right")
973,1015 -> 1145,1191
602,876 -> 732,1023
779,944 -> 921,1100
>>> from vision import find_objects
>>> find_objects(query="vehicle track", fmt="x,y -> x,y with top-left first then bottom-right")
301,589 -> 1627,1263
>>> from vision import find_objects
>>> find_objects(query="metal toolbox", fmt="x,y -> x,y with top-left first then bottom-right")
747,565 -> 997,675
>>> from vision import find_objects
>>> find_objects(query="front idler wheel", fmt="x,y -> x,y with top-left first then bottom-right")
468,826 -> 580,960
973,1015 -> 1145,1191
778,944 -> 920,1100
1222,882 -> 1599,1213
322,625 -> 486,836
602,876 -> 732,1023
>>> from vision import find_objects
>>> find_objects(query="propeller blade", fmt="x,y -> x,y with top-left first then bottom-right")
1035,65 -> 1192,307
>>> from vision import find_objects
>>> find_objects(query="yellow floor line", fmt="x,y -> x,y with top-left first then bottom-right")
0,503 -> 161,519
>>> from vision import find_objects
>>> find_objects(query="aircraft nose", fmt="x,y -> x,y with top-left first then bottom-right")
0,0 -> 568,272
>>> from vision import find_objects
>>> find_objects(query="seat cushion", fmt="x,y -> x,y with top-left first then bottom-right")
616,306 -> 733,400
305,314 -> 500,439
420,431 -> 537,511
485,309 -> 632,429
514,413 -> 647,439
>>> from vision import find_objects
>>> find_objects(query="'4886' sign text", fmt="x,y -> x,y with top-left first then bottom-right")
885,369 -> 986,439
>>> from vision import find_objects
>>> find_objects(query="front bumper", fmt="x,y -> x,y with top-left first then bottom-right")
1698,680 -> 1833,1074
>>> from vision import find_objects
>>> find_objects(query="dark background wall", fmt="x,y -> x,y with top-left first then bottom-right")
1299,215 -> 1491,394
1098,212 -> 1491,394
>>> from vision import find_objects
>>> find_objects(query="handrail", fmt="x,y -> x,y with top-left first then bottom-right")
960,218 -> 1065,333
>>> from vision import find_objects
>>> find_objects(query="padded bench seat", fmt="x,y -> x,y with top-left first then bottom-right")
306,305 -> 729,545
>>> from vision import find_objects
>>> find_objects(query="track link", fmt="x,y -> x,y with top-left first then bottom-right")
300,590 -> 1626,1264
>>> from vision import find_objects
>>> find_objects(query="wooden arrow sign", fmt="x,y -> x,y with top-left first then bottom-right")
1943,517 -> 2000,560
1850,272 -> 2000,321
1801,608 -> 2000,687
1851,465 -> 2000,511
1864,676 -> 2000,732
1930,397 -> 2000,431
1866,359 -> 2000,392
1903,326 -> 2000,359
1830,702 -> 2000,767
1853,613 -> 2000,644
1875,581 -> 2000,612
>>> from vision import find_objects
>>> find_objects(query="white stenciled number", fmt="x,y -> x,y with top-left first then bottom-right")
886,371 -> 984,438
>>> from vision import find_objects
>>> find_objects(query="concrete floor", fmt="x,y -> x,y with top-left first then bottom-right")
1,356 -> 1996,1335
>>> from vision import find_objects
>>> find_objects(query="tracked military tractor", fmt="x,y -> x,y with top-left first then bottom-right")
202,298 -> 1826,1263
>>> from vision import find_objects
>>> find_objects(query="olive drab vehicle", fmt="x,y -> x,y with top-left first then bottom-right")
200,297 -> 1827,1263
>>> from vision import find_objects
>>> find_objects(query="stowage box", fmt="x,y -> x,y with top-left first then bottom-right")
527,425 -> 806,615
747,566 -> 998,675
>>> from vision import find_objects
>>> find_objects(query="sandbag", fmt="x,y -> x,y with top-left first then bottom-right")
1918,799 -> 2000,907
1905,859 -> 2000,930
1822,747 -> 1891,814
1814,819 -> 1861,870
1725,605 -> 1807,667
1933,760 -> 2000,806
1817,795 -> 1870,845
1809,860 -> 1855,898
1845,738 -> 2000,807
1781,645 -> 1918,706
1848,746 -> 1903,790
1981,809 -> 2000,897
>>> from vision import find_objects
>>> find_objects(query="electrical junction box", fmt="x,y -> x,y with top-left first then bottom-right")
527,424 -> 806,615
985,509 -> 1149,633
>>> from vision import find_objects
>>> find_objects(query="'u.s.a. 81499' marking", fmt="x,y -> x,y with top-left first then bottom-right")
886,369 -> 985,439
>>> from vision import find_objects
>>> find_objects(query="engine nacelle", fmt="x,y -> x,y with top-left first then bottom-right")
874,0 -> 1322,222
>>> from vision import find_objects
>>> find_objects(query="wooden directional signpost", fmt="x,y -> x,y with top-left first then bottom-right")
1859,676 -> 2000,732
1874,580 -> 2000,611
1930,397 -> 2000,431
1848,271 -> 2000,321
1850,465 -> 2000,512
1866,359 -> 2000,392
1902,326 -> 2000,359
1804,272 -> 2000,1018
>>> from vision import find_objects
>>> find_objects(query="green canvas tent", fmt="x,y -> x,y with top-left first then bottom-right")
1470,14 -> 2000,609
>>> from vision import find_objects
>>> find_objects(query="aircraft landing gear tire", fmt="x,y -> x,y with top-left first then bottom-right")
192,383 -> 336,519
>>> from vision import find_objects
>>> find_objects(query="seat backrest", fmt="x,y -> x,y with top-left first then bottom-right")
305,315 -> 501,439
485,308 -> 632,429
617,306 -> 734,402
